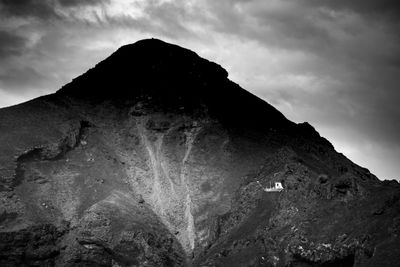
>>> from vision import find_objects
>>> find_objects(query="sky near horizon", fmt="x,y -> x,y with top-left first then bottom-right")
0,0 -> 399,180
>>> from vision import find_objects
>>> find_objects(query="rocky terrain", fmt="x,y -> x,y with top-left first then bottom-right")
0,39 -> 399,266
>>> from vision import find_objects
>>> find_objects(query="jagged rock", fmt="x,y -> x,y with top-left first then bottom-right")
0,39 -> 399,266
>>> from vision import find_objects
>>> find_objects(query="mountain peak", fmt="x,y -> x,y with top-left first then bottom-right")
56,39 -> 290,130
57,38 -> 228,99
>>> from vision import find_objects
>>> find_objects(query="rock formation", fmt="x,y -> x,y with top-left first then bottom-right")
0,39 -> 399,266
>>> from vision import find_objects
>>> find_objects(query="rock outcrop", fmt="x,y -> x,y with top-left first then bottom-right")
0,39 -> 399,266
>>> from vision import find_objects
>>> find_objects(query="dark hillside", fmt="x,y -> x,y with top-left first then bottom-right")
0,39 -> 399,266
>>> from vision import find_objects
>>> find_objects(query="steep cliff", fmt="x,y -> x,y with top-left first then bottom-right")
0,39 -> 399,266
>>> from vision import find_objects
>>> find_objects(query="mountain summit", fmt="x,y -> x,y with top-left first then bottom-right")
57,38 -> 290,130
0,39 -> 399,266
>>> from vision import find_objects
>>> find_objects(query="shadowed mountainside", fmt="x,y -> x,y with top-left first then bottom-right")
1,39 -> 400,266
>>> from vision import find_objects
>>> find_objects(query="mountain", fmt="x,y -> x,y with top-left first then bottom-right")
0,39 -> 399,267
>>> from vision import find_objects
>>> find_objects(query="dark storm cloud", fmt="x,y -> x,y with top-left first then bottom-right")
202,0 -> 400,63
0,30 -> 28,57
0,0 -> 56,19
58,0 -> 110,7
0,0 -> 109,19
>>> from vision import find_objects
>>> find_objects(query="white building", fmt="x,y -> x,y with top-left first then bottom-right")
257,181 -> 284,192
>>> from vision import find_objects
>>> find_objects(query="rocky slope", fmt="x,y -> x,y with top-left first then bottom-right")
0,39 -> 399,266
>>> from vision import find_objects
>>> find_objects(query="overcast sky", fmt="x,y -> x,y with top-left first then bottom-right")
0,0 -> 399,180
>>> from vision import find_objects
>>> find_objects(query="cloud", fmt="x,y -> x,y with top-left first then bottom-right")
0,0 -> 110,20
298,0 -> 400,19
58,0 -> 110,7
0,0 -> 57,19
0,67 -> 46,91
0,30 -> 28,57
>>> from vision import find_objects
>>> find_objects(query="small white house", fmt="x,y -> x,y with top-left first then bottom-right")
257,181 -> 284,192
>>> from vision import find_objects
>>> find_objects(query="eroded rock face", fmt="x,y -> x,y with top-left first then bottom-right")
1,39 -> 399,266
